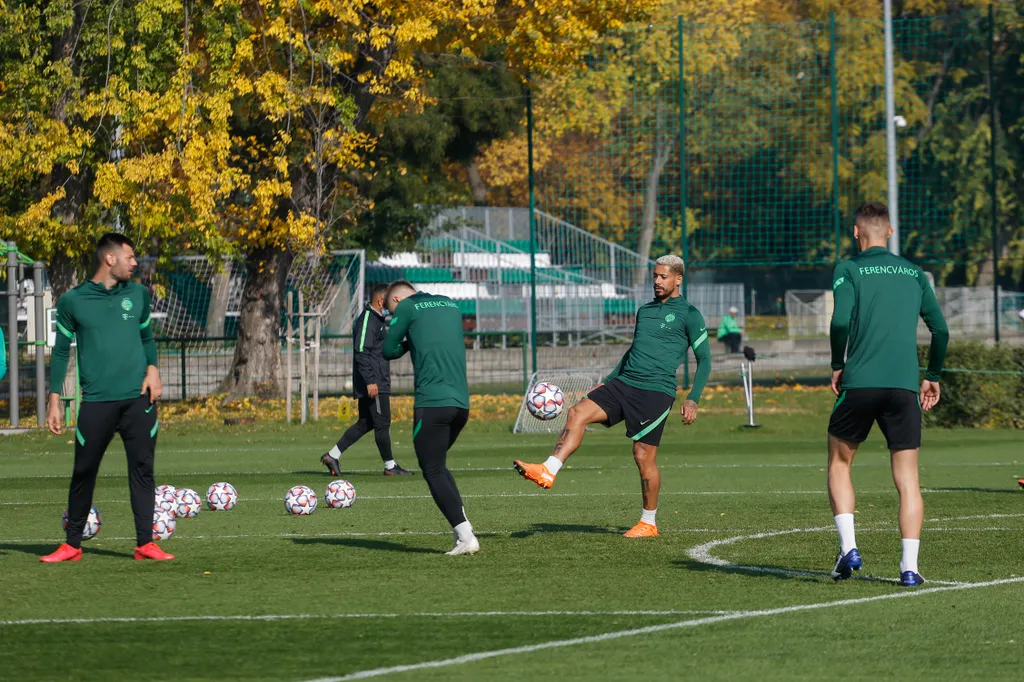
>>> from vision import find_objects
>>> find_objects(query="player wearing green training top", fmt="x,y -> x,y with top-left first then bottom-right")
514,254 -> 712,538
382,280 -> 479,555
827,202 -> 949,586
41,233 -> 173,564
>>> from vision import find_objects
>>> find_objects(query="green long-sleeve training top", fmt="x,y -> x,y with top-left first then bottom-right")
830,246 -> 949,392
604,295 -> 712,403
50,280 -> 158,402
382,292 -> 469,409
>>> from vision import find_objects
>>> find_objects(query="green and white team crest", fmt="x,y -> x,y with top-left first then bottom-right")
121,297 -> 133,312
664,313 -> 676,323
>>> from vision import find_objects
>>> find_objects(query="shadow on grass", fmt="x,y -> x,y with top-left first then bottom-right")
291,537 -> 436,554
672,558 -> 823,583
923,487 -> 1024,495
0,543 -> 135,559
510,523 -> 627,539
289,469 -> 415,479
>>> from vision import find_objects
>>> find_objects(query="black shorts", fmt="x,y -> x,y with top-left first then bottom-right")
828,388 -> 922,450
588,379 -> 675,446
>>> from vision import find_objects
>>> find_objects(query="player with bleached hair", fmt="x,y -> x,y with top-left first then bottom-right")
513,254 -> 712,537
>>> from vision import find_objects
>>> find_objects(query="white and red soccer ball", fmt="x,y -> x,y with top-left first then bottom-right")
206,482 -> 238,511
325,479 -> 357,509
152,507 -> 176,540
526,382 -> 565,421
174,488 -> 202,519
62,506 -> 102,541
284,485 -> 318,515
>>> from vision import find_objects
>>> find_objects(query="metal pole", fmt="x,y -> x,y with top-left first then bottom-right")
678,16 -> 691,392
299,291 -> 307,424
179,343 -> 187,401
313,305 -> 321,421
33,262 -> 45,426
830,11 -> 842,262
527,88 -> 538,375
286,290 -> 293,422
989,3 -> 1000,344
884,0 -> 900,255
6,242 -> 19,427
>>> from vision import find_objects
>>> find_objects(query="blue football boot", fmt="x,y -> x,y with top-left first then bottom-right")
900,571 -> 925,586
831,548 -> 863,580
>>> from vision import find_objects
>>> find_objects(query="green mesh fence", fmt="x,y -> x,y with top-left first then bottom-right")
536,11 -> 998,268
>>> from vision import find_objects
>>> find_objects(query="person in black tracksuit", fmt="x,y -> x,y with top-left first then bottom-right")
321,284 -> 413,476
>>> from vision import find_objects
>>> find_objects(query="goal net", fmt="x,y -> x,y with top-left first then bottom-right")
513,369 -> 609,434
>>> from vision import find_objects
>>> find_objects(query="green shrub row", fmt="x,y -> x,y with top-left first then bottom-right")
918,342 -> 1024,429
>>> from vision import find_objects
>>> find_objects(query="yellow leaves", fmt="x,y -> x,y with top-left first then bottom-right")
253,72 -> 291,122
15,188 -> 65,229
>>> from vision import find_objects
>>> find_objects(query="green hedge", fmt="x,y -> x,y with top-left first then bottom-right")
917,342 -> 1024,429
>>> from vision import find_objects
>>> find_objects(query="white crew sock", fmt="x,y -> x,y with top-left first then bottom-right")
383,460 -> 396,470
900,538 -> 920,574
640,508 -> 657,526
328,445 -> 342,460
453,520 -> 474,543
834,513 -> 857,554
543,456 -> 563,476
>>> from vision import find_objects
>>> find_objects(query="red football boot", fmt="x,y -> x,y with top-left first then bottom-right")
134,542 -> 174,561
40,543 -> 83,563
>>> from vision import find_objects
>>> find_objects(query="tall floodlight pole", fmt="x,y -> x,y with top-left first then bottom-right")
884,0 -> 900,255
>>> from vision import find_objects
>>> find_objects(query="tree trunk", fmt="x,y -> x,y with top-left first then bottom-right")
467,160 -> 489,205
48,251 -> 82,301
205,259 -> 232,338
634,127 -> 672,286
221,247 -> 293,399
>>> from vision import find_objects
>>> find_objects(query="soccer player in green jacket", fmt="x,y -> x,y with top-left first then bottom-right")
382,280 -> 479,555
41,234 -> 172,563
828,202 -> 949,586
514,255 -> 712,538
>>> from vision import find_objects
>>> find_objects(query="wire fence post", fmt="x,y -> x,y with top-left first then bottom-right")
299,291 -> 307,424
989,2 -> 1000,344
830,11 -> 842,263
33,261 -> 45,426
6,242 -> 19,427
527,88 -> 539,376
286,291 -> 293,423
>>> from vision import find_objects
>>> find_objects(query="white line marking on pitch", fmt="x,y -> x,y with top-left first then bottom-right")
3,487 -> 1013,507
2,459 -> 1015,480
302,576 -> 1024,682
0,609 -> 734,628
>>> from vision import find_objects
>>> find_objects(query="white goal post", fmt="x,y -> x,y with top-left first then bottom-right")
512,368 -> 610,434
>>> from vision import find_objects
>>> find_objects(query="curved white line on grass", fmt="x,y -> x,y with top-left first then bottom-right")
302,577 -> 1024,682
0,609 -> 734,628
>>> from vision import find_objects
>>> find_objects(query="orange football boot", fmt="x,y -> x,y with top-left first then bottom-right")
623,521 -> 659,538
513,460 -> 555,489
40,543 -> 83,563
134,542 -> 175,561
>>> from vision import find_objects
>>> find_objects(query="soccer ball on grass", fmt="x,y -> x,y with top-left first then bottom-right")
174,488 -> 202,519
324,479 -> 357,509
152,508 -> 176,540
62,506 -> 102,541
206,482 -> 238,511
284,485 -> 318,515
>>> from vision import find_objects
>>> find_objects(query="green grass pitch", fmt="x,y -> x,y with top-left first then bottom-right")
1,395 -> 1022,681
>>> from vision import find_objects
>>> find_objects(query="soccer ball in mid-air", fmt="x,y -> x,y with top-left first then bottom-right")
324,479 -> 356,509
284,485 -> 318,515
526,382 -> 565,421
206,482 -> 238,511
62,506 -> 102,541
152,508 -> 176,541
174,488 -> 202,519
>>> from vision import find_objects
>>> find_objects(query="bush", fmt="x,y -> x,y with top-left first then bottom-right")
918,342 -> 1024,429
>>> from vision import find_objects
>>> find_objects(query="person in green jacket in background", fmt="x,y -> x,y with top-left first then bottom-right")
717,306 -> 742,353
